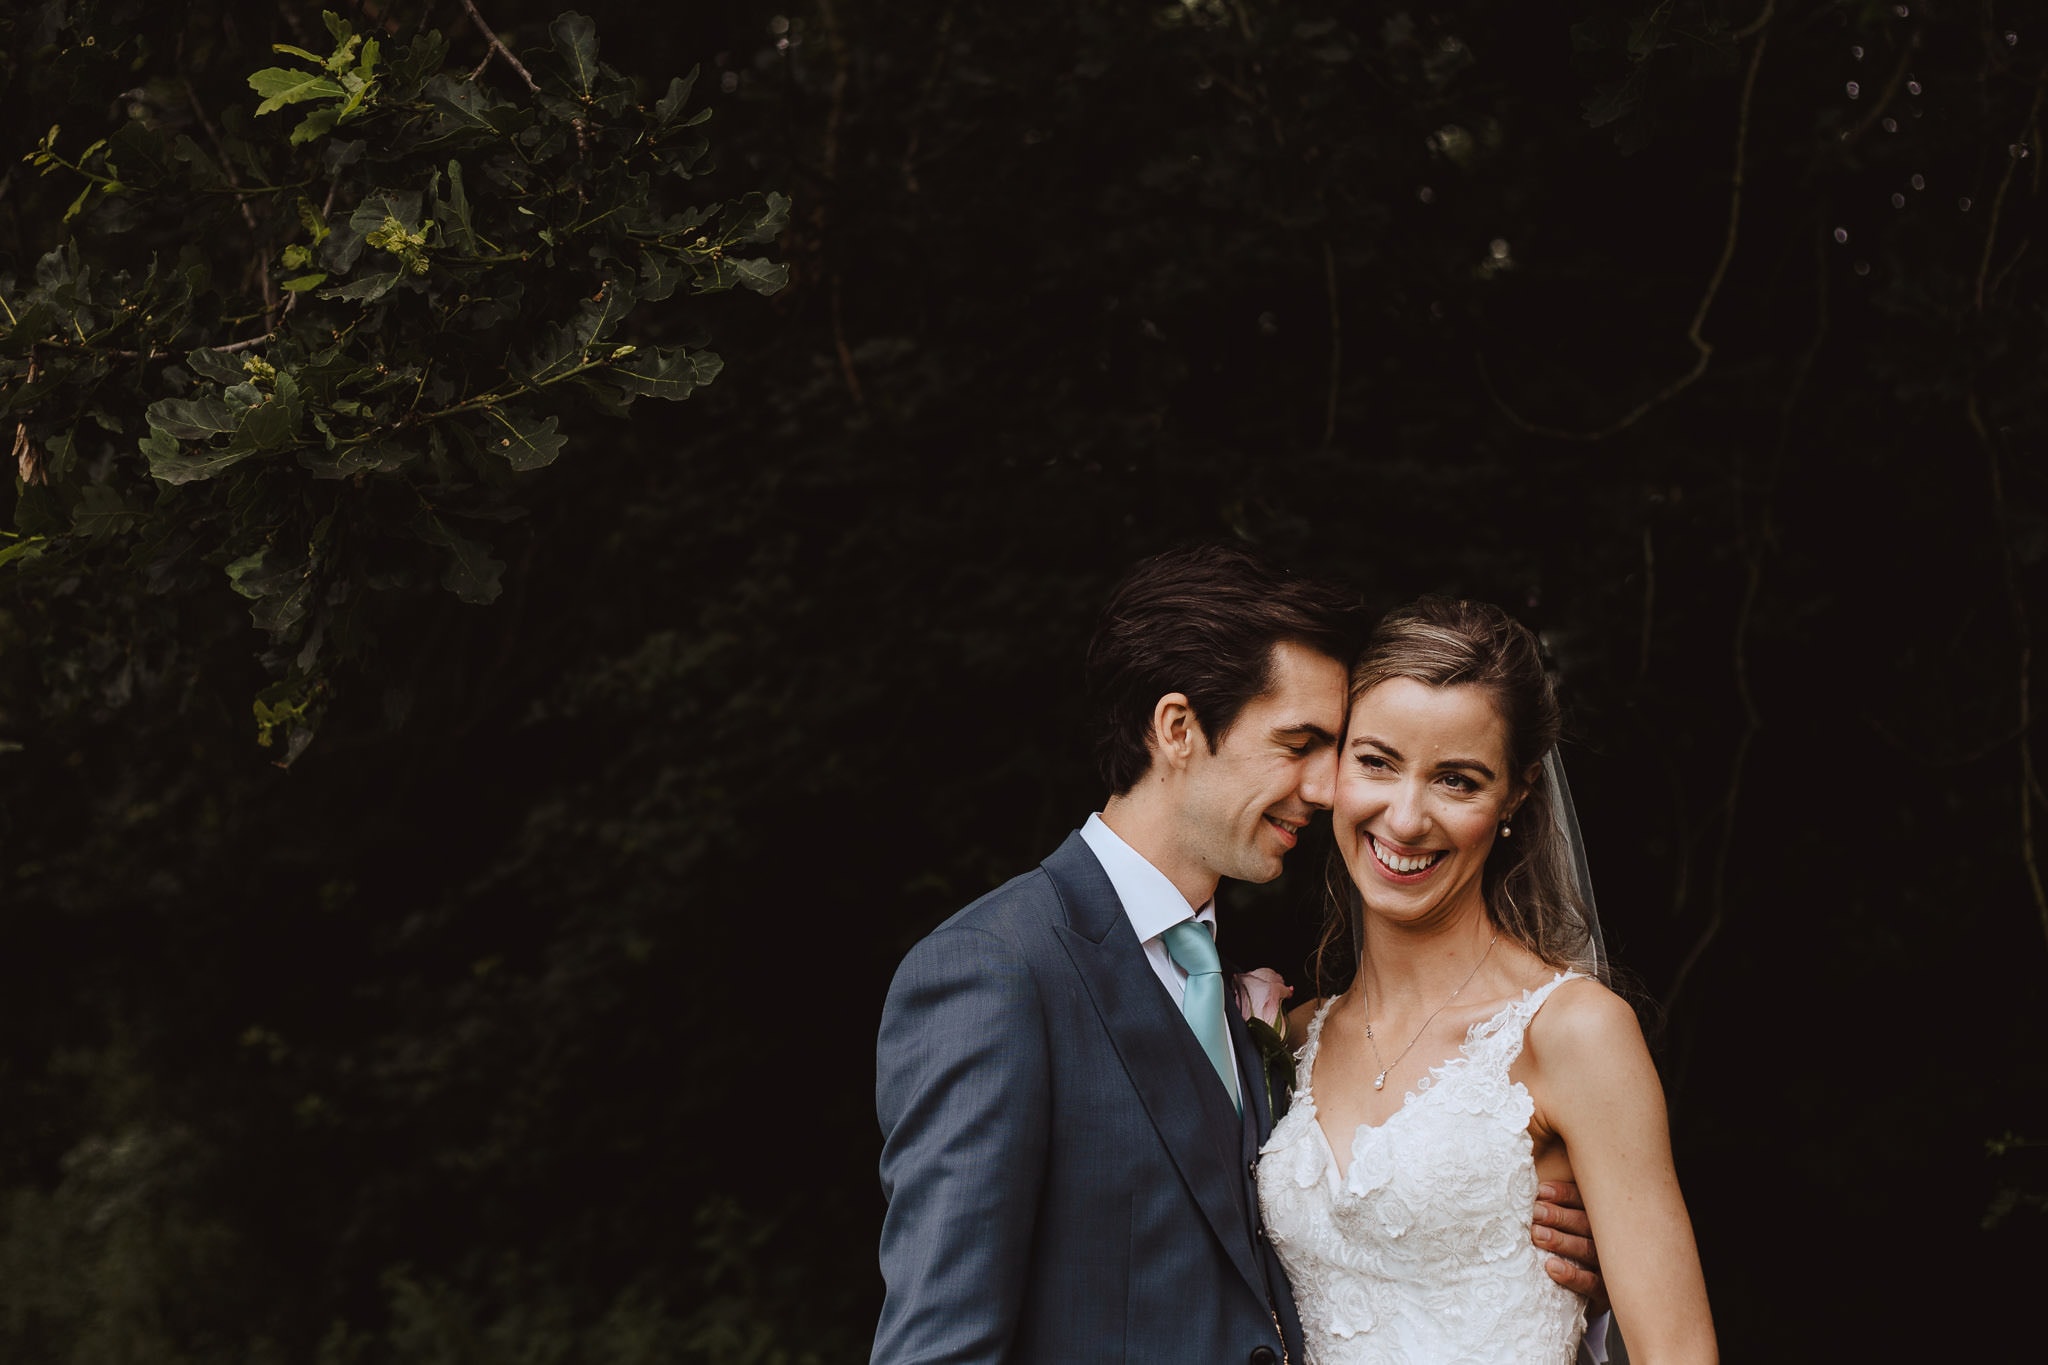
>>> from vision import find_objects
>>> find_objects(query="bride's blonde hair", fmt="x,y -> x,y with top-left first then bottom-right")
1314,596 -> 1599,992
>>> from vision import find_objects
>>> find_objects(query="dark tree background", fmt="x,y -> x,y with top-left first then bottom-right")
3,0 -> 2045,1360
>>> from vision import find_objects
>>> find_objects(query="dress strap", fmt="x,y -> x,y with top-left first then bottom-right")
1465,970 -> 1583,1070
1294,997 -> 1340,1100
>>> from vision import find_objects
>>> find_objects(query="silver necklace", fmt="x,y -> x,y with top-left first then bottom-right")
1362,934 -> 1499,1091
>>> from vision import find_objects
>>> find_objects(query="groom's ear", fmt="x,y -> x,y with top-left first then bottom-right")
1147,692 -> 1199,772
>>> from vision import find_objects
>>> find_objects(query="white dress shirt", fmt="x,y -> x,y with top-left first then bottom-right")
1079,813 -> 1243,1096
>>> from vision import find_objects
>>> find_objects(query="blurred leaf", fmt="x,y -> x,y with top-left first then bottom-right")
70,485 -> 139,538
420,515 -> 506,603
249,67 -> 345,116
480,408 -> 565,470
552,12 -> 600,97
605,346 -> 721,401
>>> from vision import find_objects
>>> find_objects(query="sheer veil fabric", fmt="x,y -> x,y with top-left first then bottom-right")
1542,749 -> 1607,984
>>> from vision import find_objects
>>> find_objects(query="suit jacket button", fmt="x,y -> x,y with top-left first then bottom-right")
1249,1348 -> 1278,1365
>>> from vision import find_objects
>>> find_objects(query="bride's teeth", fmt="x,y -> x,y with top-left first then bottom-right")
1372,837 -> 1435,874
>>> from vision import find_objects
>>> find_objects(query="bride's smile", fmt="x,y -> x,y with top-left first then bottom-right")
1364,832 -> 1447,877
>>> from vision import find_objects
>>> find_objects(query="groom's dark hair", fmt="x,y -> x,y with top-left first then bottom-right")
1087,544 -> 1365,795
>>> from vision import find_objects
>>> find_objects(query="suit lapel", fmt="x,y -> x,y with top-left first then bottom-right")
1227,983 -> 1307,1355
1228,1004 -> 1269,1160
1043,834 -> 1269,1301
1228,985 -> 1276,1144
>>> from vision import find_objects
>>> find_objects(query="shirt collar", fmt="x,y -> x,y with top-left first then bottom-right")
1079,812 -> 1216,945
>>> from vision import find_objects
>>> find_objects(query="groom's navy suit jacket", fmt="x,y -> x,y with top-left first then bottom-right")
873,832 -> 1306,1364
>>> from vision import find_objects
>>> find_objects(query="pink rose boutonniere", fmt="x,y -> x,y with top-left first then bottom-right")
1233,968 -> 1298,1117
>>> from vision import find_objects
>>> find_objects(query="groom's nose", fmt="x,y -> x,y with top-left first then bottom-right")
1298,748 -> 1339,810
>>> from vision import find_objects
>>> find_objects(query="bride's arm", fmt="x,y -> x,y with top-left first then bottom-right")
1526,983 -> 1716,1365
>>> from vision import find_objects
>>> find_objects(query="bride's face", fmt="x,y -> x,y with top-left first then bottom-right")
1335,677 -> 1522,928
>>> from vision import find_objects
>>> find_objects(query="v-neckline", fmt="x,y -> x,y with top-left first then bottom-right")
1298,982 -> 1554,1187
1306,1035 -> 1465,1186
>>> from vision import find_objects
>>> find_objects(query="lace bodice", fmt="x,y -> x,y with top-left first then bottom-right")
1257,974 -> 1588,1364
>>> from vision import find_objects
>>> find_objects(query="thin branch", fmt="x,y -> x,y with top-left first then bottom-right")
1668,536 -> 1769,1017
102,332 -> 275,360
211,332 -> 279,354
1483,2 -> 1773,442
1321,240 -> 1341,445
1224,0 -> 1287,149
898,0 -> 957,193
1986,238 -> 2031,301
1975,75 -> 2045,314
1666,210 -> 1825,1020
1665,724 -> 1752,1017
1862,712 -> 2023,769
818,0 -> 863,408
456,2 -> 586,176
1960,83 -> 2048,957
182,80 -> 259,237
1199,63 -> 1263,114
457,0 -> 539,93
1638,524 -> 1655,681
829,269 -> 863,409
184,77 -> 278,329
1662,751 -> 1695,927
1227,0 -> 1257,45
1971,388 -> 2048,954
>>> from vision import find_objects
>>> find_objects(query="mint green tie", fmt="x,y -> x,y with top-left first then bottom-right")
1163,919 -> 1241,1113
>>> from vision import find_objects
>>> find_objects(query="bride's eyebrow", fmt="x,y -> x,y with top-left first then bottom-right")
1349,736 -> 1498,781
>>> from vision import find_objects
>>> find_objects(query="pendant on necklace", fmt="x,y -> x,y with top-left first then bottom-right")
1373,1070 -> 1388,1091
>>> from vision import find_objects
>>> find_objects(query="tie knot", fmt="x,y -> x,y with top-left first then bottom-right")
1162,919 -> 1222,977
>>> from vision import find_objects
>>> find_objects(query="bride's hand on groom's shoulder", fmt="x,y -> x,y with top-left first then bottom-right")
1534,1180 -> 1608,1313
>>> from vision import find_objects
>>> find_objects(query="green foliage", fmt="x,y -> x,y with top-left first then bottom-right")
3,4 -> 785,764
1984,1134 -> 2048,1229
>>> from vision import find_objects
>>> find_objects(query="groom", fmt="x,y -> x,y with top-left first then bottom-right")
872,545 -> 1602,1363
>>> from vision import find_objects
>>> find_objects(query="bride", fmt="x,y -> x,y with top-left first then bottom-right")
1257,597 -> 1716,1364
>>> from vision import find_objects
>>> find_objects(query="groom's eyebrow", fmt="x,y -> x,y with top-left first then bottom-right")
1274,723 -> 1336,746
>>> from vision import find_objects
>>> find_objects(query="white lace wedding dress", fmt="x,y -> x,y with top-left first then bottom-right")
1257,973 -> 1588,1364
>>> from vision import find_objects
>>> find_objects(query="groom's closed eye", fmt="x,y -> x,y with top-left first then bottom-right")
1275,726 -> 1335,755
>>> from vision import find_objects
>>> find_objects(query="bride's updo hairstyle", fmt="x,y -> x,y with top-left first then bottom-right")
1317,596 -> 1601,988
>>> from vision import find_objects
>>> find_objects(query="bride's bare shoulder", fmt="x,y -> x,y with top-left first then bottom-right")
1285,994 -> 1329,1040
1525,974 -> 1646,1064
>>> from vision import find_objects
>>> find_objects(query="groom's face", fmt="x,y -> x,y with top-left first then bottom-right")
1179,640 -> 1350,886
